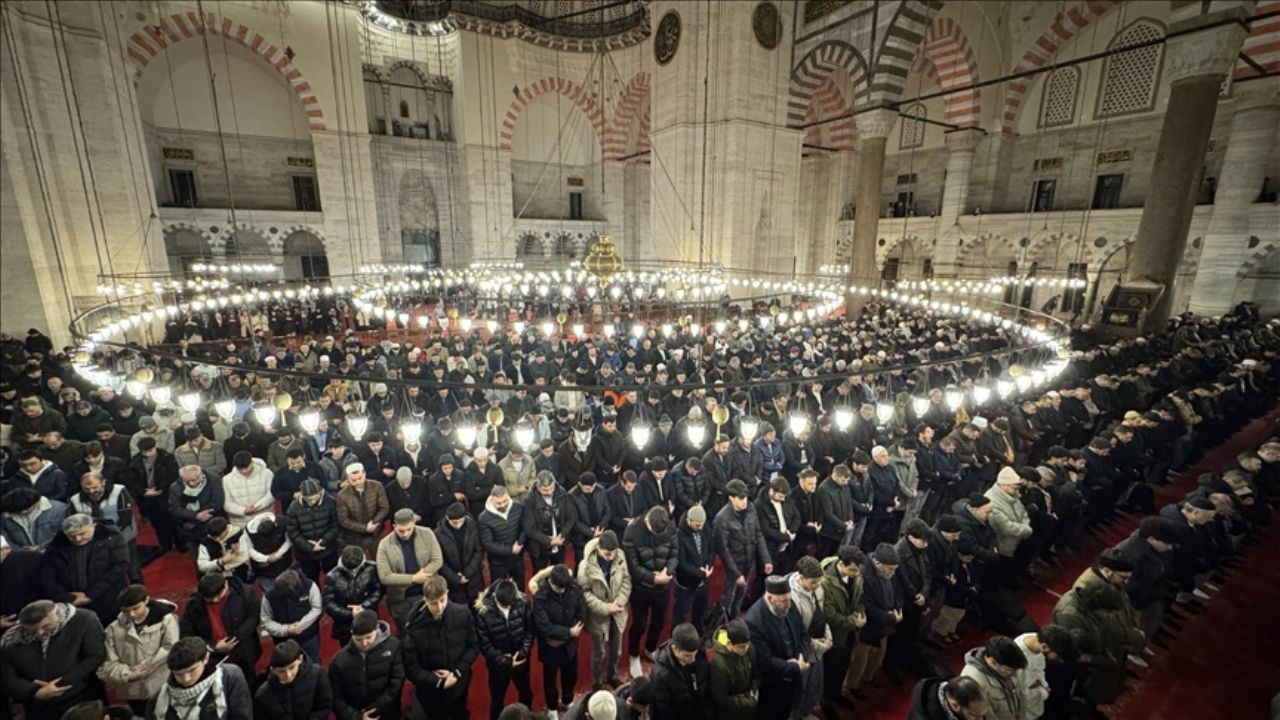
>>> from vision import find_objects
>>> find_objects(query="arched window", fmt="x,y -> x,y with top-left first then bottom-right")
1040,66 -> 1079,128
399,100 -> 410,118
899,104 -> 925,150
1097,19 -> 1165,119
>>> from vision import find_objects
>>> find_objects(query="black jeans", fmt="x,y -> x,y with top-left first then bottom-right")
137,495 -> 174,551
672,582 -> 709,634
486,657 -> 532,720
489,555 -> 526,589
539,644 -> 578,710
628,584 -> 671,656
297,551 -> 336,583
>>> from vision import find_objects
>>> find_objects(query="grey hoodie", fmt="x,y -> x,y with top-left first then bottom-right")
958,647 -> 1023,720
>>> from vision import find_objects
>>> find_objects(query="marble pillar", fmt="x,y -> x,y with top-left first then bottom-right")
934,128 -> 984,277
1187,92 -> 1280,316
1124,8 -> 1247,331
844,108 -> 897,315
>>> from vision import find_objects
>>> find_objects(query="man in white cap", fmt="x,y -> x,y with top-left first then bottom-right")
561,688 -> 617,720
335,462 -> 390,556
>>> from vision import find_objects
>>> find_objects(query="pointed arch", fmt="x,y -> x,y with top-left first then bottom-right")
787,40 -> 869,128
125,11 -> 325,131
604,72 -> 651,161
802,76 -> 857,153
1236,0 -> 1280,79
917,16 -> 980,128
498,76 -> 607,151
864,0 -> 937,107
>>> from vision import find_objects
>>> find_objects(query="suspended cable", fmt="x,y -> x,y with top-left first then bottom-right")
194,0 -> 240,261
324,1 -> 361,272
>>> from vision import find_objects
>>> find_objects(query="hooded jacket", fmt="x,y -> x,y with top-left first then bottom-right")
99,599 -> 179,699
401,599 -> 479,704
436,514 -> 484,593
708,627 -> 757,720
478,496 -> 526,561
577,536 -> 632,637
253,656 -> 333,720
221,458 -> 274,528
649,642 -> 710,720
889,447 -> 921,497
820,556 -> 865,648
713,502 -> 770,582
529,565 -> 588,658
328,621 -> 405,720
958,647 -> 1023,720
472,584 -> 534,668
983,484 -> 1033,557
8,459 -> 69,500
0,496 -> 68,548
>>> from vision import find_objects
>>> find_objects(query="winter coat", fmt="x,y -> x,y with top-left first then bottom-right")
820,556 -> 865,648
498,454 -> 537,501
0,604 -> 105,718
983,486 -> 1033,557
714,504 -> 770,582
909,676 -> 964,720
816,477 -> 855,541
5,460 -> 69,500
893,537 -> 932,604
148,662 -> 253,720
671,465 -> 709,517
125,450 -> 179,503
649,642 -> 710,720
221,459 -> 274,528
605,482 -> 644,536
868,462 -> 904,515
858,557 -> 901,644
473,587 -> 534,668
1050,585 -> 1126,704
175,441 -> 227,478
744,593 -> 810,711
42,523 -> 130,623
959,648 -> 1023,720
478,497 -> 526,562
577,536 -> 632,637
285,493 -> 340,561
180,576 -> 263,669
436,515 -> 484,594
328,622 -> 405,720
568,485 -> 612,545
376,525 -> 444,604
529,566 -> 588,658
99,600 -> 179,700
709,627 -> 757,720
623,516 -> 678,588
1113,531 -> 1174,610
949,500 -> 998,564
636,470 -> 674,514
675,520 -> 716,590
463,461 -> 505,509
1069,567 -> 1144,656
335,481 -> 390,553
522,487 -> 578,559
0,497 -> 68,548
755,492 -> 800,558
253,658 -> 333,720
323,560 -> 384,634
401,600 -> 479,705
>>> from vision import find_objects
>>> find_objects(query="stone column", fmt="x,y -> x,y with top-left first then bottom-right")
1187,92 -> 1280,315
934,127 -> 983,277
1123,7 -> 1247,331
844,108 -> 896,315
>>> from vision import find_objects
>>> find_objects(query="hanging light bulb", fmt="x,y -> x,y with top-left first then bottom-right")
417,316 -> 429,329
875,402 -> 894,424
714,320 -> 727,334
460,317 -> 473,332
787,413 -> 810,436
996,379 -> 1015,399
486,320 -> 499,334
912,396 -> 930,417
944,386 -> 963,411
739,416 -> 759,442
513,321 -> 526,335
738,319 -> 749,332
541,321 -> 555,337
456,422 -> 478,449
572,323 -> 585,337
631,421 -> 652,449
253,404 -> 277,428
833,407 -> 854,431
178,392 -> 201,414
402,422 -> 423,443
661,323 -> 673,338
687,421 -> 706,448
972,385 -> 993,405
125,379 -> 147,398
149,386 -> 172,406
513,421 -> 535,450
603,324 -> 616,338
1030,369 -> 1047,387
214,399 -> 237,421
347,415 -> 370,440
299,409 -> 321,433
631,324 -> 645,339
1015,375 -> 1033,393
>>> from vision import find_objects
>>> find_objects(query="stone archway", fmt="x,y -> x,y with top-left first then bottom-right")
498,76 -> 607,151
163,225 -> 213,274
282,226 -> 328,280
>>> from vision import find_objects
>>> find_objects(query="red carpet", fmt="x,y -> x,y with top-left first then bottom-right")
136,406 -> 1280,718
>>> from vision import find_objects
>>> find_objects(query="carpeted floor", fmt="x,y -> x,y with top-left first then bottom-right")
137,406 -> 1280,718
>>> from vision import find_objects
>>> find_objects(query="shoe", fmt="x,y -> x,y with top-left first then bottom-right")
1201,581 -> 1220,592
629,655 -> 643,679
1127,654 -> 1149,669
1142,647 -> 1155,657
548,712 -> 559,720
592,683 -> 603,692
1192,588 -> 1211,600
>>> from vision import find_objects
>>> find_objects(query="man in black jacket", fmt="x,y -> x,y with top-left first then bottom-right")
744,575 -> 813,720
474,578 -> 534,720
589,412 -> 627,487
816,464 -> 856,558
126,437 -> 178,556
568,471 -> 612,566
166,464 -> 225,552
672,505 -> 715,636
848,543 -> 902,694
715,479 -> 772,618
478,485 -> 527,587
623,506 -> 677,679
180,571 -> 262,677
670,456 -> 708,522
605,470 -> 644,537
254,639 -> 333,720
523,471 -> 576,574
756,476 -> 800,578
323,546 -> 385,644
285,479 -> 340,581
792,468 -> 823,559
330,610 -> 406,720
0,600 -> 105,720
401,576 -> 479,720
437,503 -> 484,605
149,636 -> 253,720
649,623 -> 710,720
532,564 -> 587,715
40,514 -> 130,625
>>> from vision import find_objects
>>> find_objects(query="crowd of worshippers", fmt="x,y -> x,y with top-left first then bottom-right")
0,309 -> 1277,720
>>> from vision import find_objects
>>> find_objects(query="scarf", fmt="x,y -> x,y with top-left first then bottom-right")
0,601 -> 74,652
154,665 -> 227,720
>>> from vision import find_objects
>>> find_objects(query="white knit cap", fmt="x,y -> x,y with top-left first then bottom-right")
587,691 -> 617,720
996,466 -> 1022,485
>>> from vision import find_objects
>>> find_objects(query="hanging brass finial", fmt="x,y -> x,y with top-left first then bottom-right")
583,234 -> 622,287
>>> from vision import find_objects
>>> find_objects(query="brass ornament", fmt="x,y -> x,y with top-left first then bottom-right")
583,235 -> 623,287
274,392 -> 293,412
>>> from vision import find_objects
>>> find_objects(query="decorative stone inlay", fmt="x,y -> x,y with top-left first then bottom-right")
855,108 -> 898,141
1165,22 -> 1247,83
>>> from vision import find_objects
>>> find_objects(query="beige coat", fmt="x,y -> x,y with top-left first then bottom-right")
97,601 -> 179,699
376,525 -> 444,604
577,537 -> 631,637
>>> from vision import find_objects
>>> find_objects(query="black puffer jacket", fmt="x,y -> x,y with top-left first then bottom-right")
436,516 -> 484,590
323,560 -> 384,636
530,569 -> 588,659
522,487 -> 578,558
478,501 -> 526,561
286,494 -> 341,561
671,464 -> 709,516
623,517 -> 678,588
253,658 -> 333,720
329,622 -> 405,720
649,642 -> 710,720
713,504 -> 770,582
473,588 -> 534,668
401,600 -> 479,705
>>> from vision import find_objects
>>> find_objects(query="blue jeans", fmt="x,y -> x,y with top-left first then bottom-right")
672,582 -> 708,634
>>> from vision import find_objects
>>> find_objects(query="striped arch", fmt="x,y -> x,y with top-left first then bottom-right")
917,17 -> 980,128
1235,0 -> 1280,80
877,233 -> 932,267
498,76 -> 607,152
603,72 -> 651,161
126,11 -> 326,131
385,60 -> 432,86
1001,0 -> 1120,134
955,232 -> 1018,266
802,77 -> 857,153
787,40 -> 869,128
864,0 -> 937,108
161,221 -> 216,246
